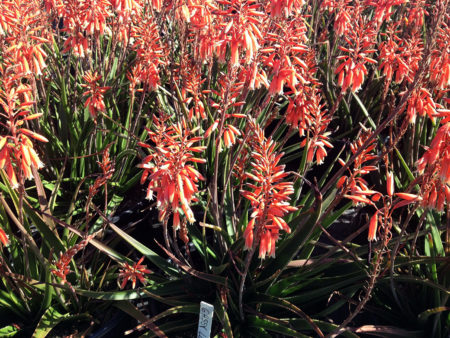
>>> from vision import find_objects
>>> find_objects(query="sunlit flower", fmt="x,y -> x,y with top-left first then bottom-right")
321,0 -> 355,37
335,18 -> 377,92
0,227 -> 9,247
138,116 -> 206,243
366,0 -> 406,23
82,71 -> 110,120
130,16 -> 165,90
403,87 -> 440,124
0,76 -> 47,188
368,210 -> 378,241
215,0 -> 264,66
429,19 -> 450,90
0,0 -> 52,76
338,129 -> 380,207
241,120 -> 297,259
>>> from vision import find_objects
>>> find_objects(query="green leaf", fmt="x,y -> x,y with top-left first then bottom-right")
214,297 -> 233,338
247,316 -> 308,337
289,319 -> 359,338
33,307 -> 72,338
0,325 -> 20,337
418,307 -> 450,322
140,319 -> 196,337
103,215 -> 179,275
248,293 -> 324,336
75,280 -> 187,301
258,199 -> 322,284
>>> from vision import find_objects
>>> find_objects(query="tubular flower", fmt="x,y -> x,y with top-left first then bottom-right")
175,57 -> 206,120
0,76 -> 47,188
268,0 -> 304,18
58,0 -> 112,57
0,0 -> 52,76
368,210 -> 378,241
130,16 -> 165,90
297,92 -> 333,165
260,17 -> 311,96
429,18 -> 450,90
118,257 -> 152,289
52,234 -> 95,289
82,71 -> 110,120
366,0 -> 407,24
406,0 -> 428,30
403,87 -> 440,124
215,0 -> 264,66
338,129 -> 381,207
204,75 -> 246,148
183,0 -> 218,63
321,0 -> 355,37
0,227 -> 9,247
415,122 -> 450,210
379,27 -> 423,84
335,18 -> 377,92
241,120 -> 297,259
138,116 -> 206,243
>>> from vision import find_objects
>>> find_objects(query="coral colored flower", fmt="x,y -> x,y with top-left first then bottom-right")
0,0 -> 52,76
414,122 -> 449,210
335,18 -> 377,92
366,0 -> 406,23
294,92 -> 333,165
368,211 -> 378,241
82,71 -> 110,120
395,192 -> 421,201
406,0 -> 428,29
0,227 -> 9,247
118,257 -> 152,289
386,171 -> 394,196
215,0 -> 264,66
241,120 -> 297,259
321,0 -> 356,37
138,116 -> 206,243
404,87 -> 440,124
429,19 -> 450,90
130,17 -> 165,90
339,130 -> 381,206
379,27 -> 423,84
0,76 -> 47,187
52,234 -> 94,287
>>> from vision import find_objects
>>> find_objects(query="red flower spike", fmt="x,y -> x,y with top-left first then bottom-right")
82,71 -> 110,120
241,120 -> 297,259
139,116 -> 205,242
335,17 -> 377,93
341,130 -> 381,208
0,77 -> 46,187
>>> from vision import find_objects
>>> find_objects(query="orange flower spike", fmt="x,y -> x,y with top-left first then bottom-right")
241,120 -> 297,259
139,116 -> 205,239
82,71 -> 110,120
335,17 -> 377,93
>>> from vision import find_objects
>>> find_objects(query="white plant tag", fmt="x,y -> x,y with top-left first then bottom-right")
197,301 -> 214,338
